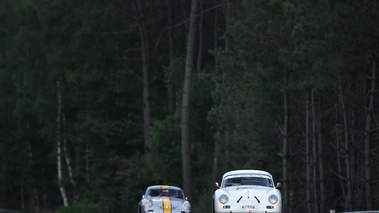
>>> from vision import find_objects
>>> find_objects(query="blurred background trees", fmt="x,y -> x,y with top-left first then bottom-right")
0,0 -> 378,212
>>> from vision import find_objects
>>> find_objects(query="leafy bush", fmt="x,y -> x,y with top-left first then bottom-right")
58,203 -> 101,213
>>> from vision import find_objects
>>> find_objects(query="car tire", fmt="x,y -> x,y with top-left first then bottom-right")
212,199 -> 215,213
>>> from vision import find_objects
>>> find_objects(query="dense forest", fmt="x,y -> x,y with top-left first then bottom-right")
0,0 -> 379,213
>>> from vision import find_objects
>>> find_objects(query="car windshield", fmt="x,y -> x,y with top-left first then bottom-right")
147,189 -> 184,199
222,175 -> 273,187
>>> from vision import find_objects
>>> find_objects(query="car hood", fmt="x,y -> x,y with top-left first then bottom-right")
223,186 -> 274,200
149,197 -> 186,210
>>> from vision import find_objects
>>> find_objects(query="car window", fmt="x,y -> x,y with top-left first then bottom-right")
223,175 -> 273,187
147,189 -> 184,199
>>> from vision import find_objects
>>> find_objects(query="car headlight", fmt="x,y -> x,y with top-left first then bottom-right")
268,195 -> 278,204
218,194 -> 229,204
183,202 -> 191,212
144,202 -> 152,210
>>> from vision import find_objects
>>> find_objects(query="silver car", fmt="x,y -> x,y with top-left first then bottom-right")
138,185 -> 191,213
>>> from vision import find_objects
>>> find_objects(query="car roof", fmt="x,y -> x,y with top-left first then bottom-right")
146,185 -> 183,191
222,170 -> 273,179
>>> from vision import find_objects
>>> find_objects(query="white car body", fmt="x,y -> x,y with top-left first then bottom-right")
213,170 -> 282,213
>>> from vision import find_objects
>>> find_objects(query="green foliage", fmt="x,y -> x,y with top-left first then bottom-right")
58,203 -> 101,213
1,0 -> 379,212
164,56 -> 186,94
192,190 -> 213,213
115,153 -> 153,212
148,113 -> 182,185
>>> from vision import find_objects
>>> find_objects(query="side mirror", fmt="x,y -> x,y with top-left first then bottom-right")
142,195 -> 145,199
215,182 -> 219,188
276,182 -> 282,188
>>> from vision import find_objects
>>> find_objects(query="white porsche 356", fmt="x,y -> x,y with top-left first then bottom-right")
138,185 -> 191,213
213,170 -> 282,213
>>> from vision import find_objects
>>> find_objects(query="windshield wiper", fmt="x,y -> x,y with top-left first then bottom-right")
237,196 -> 243,203
254,196 -> 260,203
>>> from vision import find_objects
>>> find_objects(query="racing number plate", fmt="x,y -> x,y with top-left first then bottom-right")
242,205 -> 255,209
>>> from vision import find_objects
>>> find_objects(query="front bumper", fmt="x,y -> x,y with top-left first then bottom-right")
215,209 -> 280,213
215,210 -> 282,213
214,203 -> 281,213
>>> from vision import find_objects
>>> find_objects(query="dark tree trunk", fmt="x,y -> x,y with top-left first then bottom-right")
311,89 -> 319,213
317,98 -> 326,213
305,91 -> 312,213
196,0 -> 203,72
211,0 -> 220,186
281,67 -> 289,213
167,0 -> 176,115
181,0 -> 197,202
364,60 -> 376,210
133,0 -> 152,155
338,79 -> 352,211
